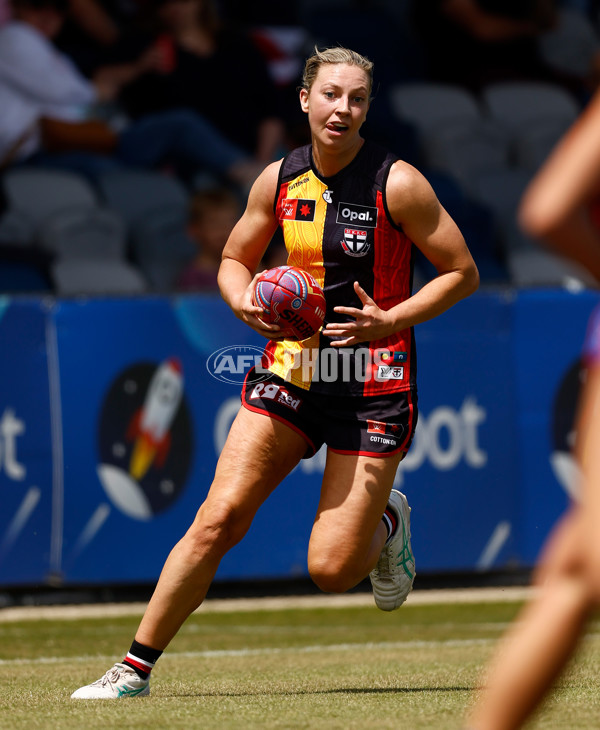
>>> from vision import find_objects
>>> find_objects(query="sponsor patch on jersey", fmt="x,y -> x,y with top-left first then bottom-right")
377,365 -> 404,381
378,350 -> 408,364
280,198 -> 316,222
341,228 -> 370,257
337,202 -> 378,228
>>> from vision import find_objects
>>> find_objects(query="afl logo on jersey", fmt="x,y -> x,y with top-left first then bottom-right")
342,228 -> 370,256
280,198 -> 316,222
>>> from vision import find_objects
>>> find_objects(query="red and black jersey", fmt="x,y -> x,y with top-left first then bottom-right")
264,140 -> 417,397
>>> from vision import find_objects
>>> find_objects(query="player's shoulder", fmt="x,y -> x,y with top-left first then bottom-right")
388,159 -> 430,189
248,159 -> 283,201
386,159 -> 436,204
384,160 -> 440,226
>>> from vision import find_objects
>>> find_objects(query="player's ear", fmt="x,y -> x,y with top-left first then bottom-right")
299,88 -> 310,114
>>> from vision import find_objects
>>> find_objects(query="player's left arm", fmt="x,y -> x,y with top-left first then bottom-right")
324,161 -> 479,346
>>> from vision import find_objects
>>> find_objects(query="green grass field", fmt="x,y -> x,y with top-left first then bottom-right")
1,591 -> 599,729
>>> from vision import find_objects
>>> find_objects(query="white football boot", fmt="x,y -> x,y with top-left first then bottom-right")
71,663 -> 150,699
370,489 -> 415,611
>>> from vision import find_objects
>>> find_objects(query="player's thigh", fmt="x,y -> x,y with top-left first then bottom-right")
202,404 -> 308,518
308,448 -> 403,558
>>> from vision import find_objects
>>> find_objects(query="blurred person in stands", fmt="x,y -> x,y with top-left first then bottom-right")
0,0 -> 11,24
411,0 -> 558,93
176,187 -> 240,292
120,0 -> 287,165
465,89 -> 600,730
54,0 -> 151,78
0,0 -> 263,188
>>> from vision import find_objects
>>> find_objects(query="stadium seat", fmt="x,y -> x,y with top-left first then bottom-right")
130,205 -> 196,292
481,81 -> 580,136
422,118 -> 511,186
426,170 -> 509,283
464,168 -> 534,254
512,116 -> 574,173
389,82 -> 483,135
51,259 -> 148,295
507,248 -> 595,289
464,168 -> 531,224
0,209 -> 36,247
96,169 -> 189,227
539,8 -> 600,80
38,206 -> 128,261
1,167 -> 99,230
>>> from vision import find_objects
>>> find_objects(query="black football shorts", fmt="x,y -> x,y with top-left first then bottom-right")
241,366 -> 418,459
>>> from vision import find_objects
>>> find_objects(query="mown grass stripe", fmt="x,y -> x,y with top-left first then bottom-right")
0,637 -> 500,666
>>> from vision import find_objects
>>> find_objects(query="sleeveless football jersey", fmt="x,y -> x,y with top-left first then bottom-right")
263,139 -> 417,397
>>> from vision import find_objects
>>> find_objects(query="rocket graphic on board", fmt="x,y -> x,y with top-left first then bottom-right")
126,358 -> 183,481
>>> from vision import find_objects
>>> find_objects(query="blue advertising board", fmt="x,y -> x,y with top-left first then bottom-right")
0,297 -> 54,584
513,290 -> 600,564
397,290 -> 520,572
55,295 -> 322,584
0,289 -> 598,588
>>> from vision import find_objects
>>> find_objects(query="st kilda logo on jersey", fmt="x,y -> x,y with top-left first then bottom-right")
341,228 -> 370,256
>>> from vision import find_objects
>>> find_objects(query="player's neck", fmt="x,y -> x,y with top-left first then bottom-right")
311,136 -> 364,178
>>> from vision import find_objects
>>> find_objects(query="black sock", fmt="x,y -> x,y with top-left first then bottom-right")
123,639 -> 163,679
382,506 -> 398,542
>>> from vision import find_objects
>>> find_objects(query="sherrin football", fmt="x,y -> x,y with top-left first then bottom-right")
252,265 -> 326,341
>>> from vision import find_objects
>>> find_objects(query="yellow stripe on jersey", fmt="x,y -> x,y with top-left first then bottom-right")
281,172 -> 326,288
268,171 -> 327,389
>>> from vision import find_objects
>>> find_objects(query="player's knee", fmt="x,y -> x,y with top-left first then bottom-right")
308,555 -> 355,594
187,500 -> 250,556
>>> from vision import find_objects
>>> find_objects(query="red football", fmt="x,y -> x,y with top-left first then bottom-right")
252,265 -> 326,341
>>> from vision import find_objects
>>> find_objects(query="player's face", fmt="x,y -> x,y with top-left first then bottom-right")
300,64 -> 370,151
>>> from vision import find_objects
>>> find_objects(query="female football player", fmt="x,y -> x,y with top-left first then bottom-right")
72,46 -> 478,699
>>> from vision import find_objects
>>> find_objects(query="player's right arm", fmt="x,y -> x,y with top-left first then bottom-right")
519,89 -> 600,283
218,161 -> 283,338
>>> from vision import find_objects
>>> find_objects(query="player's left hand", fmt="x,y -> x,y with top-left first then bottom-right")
322,281 -> 395,346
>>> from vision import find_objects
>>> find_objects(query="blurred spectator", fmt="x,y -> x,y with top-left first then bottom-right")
176,187 -> 240,292
0,0 -> 11,24
120,0 -> 287,164
54,0 -> 155,78
411,0 -> 559,92
0,0 -> 263,188
538,4 -> 600,100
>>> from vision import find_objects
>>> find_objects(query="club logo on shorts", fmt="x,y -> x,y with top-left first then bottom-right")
367,420 -> 405,444
341,228 -> 370,257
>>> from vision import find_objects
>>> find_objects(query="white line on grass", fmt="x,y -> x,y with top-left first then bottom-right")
0,587 -> 537,623
0,637 -> 498,666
